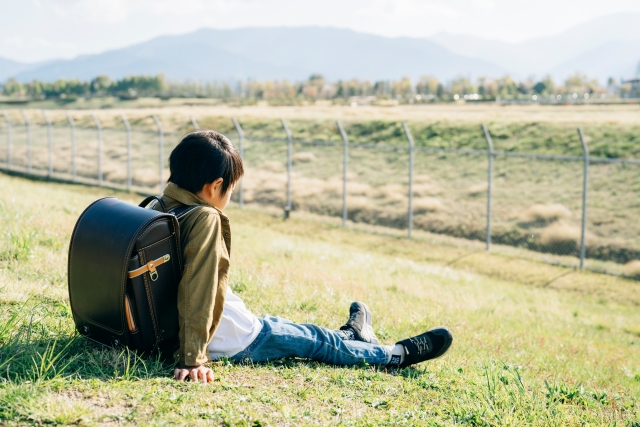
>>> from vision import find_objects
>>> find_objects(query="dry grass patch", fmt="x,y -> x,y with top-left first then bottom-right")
539,223 -> 582,252
260,160 -> 284,173
347,196 -> 374,212
412,197 -> 443,213
292,152 -> 317,164
413,183 -> 442,197
520,203 -> 572,225
467,183 -> 488,196
346,181 -> 372,196
623,260 -> 640,278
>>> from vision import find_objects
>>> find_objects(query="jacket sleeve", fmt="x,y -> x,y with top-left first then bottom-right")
176,210 -> 229,366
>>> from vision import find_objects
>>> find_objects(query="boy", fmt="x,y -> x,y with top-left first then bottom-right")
159,131 -> 453,383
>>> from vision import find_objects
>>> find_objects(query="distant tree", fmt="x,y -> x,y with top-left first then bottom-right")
3,78 -> 24,96
307,74 -> 324,86
335,80 -> 345,98
450,77 -> 476,96
90,75 -> 111,94
565,72 -> 598,94
533,82 -> 546,94
497,75 -> 519,98
416,76 -> 439,96
25,80 -> 44,98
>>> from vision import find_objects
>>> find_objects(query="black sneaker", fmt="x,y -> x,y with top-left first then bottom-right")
391,327 -> 453,368
340,302 -> 379,345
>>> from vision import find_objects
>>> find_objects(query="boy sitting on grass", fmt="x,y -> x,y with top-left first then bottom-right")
159,130 -> 453,383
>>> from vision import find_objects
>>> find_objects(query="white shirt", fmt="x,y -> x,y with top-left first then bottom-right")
208,289 -> 262,359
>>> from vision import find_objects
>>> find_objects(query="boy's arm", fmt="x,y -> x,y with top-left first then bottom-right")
176,210 -> 229,367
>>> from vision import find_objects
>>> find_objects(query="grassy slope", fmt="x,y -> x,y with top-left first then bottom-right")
0,173 -> 639,426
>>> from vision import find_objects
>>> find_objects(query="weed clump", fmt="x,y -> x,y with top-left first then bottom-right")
467,183 -> 488,196
623,260 -> 640,278
0,231 -> 36,262
412,197 -> 443,213
292,152 -> 316,164
519,203 -> 571,225
539,223 -> 581,253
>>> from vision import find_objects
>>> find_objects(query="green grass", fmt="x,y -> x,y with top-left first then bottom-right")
1,173 -> 640,426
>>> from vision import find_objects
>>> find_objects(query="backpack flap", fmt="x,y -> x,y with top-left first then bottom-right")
68,197 -> 166,347
129,215 -> 182,348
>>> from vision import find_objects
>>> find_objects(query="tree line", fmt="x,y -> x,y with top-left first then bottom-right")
1,73 -> 637,103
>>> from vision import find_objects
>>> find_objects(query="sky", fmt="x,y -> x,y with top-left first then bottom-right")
2,0 -> 640,63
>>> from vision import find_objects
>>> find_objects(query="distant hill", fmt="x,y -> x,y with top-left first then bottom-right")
430,12 -> 640,82
0,57 -> 45,82
550,40 -> 640,83
7,27 -> 505,82
3,15 -> 639,84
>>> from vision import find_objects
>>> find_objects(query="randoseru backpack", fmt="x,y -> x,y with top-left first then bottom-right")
67,196 -> 199,354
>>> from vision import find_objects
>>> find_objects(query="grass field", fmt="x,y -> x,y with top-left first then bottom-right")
1,173 -> 639,426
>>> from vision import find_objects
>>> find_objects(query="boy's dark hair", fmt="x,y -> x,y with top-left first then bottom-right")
168,130 -> 244,195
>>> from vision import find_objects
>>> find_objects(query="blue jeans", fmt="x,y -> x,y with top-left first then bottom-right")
229,315 -> 391,366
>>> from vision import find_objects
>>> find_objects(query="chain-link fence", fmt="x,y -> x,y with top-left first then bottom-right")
1,109 -> 639,279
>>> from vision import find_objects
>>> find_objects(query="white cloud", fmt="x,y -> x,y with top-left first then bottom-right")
357,0 -> 459,20
471,0 -> 496,9
77,0 -> 129,24
32,37 -> 76,50
3,36 -> 24,47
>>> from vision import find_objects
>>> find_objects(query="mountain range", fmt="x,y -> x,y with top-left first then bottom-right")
1,13 -> 639,84
431,13 -> 640,82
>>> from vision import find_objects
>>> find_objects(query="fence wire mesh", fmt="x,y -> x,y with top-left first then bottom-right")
585,161 -> 640,275
490,155 -> 585,265
1,112 -> 638,279
240,137 -> 289,216
413,149 -> 488,245
74,126 -> 99,182
290,140 -> 344,224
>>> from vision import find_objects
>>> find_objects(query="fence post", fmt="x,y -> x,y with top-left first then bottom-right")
402,122 -> 415,239
1,109 -> 10,169
190,115 -> 200,130
152,114 -> 164,192
482,124 -> 494,251
337,120 -> 349,227
232,117 -> 244,208
578,128 -> 589,270
91,113 -> 102,186
20,109 -> 31,174
65,112 -> 76,181
281,118 -> 293,219
120,113 -> 132,191
42,110 -> 53,178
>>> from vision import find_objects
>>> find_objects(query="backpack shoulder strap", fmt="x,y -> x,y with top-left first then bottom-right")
139,195 -> 167,213
169,204 -> 202,220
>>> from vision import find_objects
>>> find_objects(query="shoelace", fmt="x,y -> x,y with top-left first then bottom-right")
409,336 -> 431,354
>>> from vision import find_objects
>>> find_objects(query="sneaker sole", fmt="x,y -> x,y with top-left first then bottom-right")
356,302 -> 380,345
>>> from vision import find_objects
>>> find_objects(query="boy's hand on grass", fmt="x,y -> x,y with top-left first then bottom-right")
174,365 -> 214,384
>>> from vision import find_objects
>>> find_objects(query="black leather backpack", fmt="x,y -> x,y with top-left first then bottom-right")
68,196 -> 199,354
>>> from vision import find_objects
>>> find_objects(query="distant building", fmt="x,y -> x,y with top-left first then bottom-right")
622,62 -> 640,97
623,78 -> 640,95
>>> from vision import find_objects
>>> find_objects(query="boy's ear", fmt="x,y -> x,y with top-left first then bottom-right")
211,178 -> 224,192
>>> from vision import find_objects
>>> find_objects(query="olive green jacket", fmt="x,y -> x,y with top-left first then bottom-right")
156,182 -> 231,367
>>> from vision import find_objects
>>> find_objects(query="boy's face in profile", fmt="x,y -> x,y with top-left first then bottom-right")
196,178 -> 235,211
